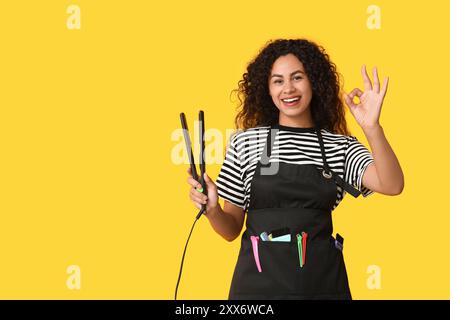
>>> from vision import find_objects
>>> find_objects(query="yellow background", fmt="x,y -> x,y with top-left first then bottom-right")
0,0 -> 448,299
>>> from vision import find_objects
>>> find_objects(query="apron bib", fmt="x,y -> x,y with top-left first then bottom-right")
228,124 -> 360,300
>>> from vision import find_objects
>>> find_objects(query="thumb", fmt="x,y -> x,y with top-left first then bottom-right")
203,172 -> 216,187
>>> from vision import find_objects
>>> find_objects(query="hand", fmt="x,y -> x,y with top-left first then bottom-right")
187,167 -> 219,213
344,65 -> 389,130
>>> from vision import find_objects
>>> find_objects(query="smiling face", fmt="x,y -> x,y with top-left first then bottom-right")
268,53 -> 314,127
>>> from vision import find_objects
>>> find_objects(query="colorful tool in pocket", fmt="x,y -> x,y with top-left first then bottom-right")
260,227 -> 291,242
296,232 -> 308,268
335,233 -> 344,251
251,228 -> 292,273
250,228 -> 310,272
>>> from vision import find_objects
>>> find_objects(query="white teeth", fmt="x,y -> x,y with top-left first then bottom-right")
282,97 -> 300,102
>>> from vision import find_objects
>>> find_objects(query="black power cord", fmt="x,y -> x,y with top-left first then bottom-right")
174,207 -> 205,300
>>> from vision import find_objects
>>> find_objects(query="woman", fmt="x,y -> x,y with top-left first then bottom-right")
187,38 -> 404,299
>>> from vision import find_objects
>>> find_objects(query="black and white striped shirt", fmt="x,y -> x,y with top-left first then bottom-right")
216,125 -> 375,212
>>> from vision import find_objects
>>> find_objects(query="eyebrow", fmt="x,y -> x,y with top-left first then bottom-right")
270,70 -> 305,78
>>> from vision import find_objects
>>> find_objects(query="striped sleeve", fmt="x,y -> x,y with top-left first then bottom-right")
344,136 -> 375,197
216,132 -> 246,208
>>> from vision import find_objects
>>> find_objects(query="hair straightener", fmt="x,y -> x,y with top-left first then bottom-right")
175,111 -> 207,300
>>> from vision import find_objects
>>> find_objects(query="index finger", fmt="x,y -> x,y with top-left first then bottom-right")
187,176 -> 202,189
187,166 -> 196,179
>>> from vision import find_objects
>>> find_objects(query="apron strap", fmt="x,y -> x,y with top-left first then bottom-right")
259,126 -> 277,167
316,127 -> 361,198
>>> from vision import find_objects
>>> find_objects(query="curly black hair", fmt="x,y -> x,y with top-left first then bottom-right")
232,38 -> 350,135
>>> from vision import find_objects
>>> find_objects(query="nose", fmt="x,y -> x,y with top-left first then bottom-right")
282,80 -> 295,94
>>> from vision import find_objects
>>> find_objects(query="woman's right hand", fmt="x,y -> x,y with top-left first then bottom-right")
187,167 -> 219,213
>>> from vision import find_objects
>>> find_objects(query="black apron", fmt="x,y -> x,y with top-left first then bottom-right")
228,124 -> 361,300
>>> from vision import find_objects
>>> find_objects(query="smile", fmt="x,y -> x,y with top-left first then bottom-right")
282,97 -> 300,102
281,96 -> 301,106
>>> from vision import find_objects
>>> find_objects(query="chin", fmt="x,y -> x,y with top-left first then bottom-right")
279,106 -> 306,117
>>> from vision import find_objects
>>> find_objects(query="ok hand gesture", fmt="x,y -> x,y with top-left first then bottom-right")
344,65 -> 389,130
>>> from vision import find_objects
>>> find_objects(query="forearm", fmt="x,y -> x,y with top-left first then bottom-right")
363,125 -> 404,194
205,204 -> 242,242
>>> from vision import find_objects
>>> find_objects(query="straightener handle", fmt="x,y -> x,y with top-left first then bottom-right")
198,110 -> 207,218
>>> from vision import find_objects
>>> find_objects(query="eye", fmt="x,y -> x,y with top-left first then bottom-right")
274,80 -> 282,84
294,76 -> 303,80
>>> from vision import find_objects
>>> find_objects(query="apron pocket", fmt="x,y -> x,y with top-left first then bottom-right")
257,240 -> 299,294
293,236 -> 349,296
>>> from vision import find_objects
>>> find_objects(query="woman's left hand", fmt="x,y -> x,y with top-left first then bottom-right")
343,65 -> 389,130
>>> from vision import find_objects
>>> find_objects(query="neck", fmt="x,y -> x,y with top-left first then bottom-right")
278,114 -> 314,128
